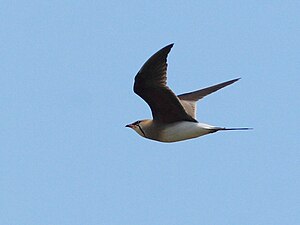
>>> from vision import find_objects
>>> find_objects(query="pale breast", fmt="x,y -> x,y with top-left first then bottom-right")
158,121 -> 216,142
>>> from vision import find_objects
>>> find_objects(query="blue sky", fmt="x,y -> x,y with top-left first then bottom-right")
1,1 -> 299,224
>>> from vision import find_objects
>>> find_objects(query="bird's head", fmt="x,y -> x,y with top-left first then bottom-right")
125,120 -> 150,137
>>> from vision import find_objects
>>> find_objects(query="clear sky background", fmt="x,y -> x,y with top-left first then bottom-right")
1,1 -> 299,225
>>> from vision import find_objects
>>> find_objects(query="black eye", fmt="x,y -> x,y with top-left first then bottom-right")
133,121 -> 140,125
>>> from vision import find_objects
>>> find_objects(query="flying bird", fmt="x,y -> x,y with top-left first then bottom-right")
126,44 -> 251,142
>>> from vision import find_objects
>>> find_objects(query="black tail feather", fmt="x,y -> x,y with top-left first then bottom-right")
218,127 -> 253,131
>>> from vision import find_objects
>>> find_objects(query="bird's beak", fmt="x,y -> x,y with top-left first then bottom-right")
125,124 -> 132,128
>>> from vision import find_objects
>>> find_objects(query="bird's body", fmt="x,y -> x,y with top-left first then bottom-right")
126,44 -> 251,142
136,120 -> 217,143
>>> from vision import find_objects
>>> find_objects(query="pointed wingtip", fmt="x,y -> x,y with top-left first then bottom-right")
154,43 -> 174,56
231,77 -> 241,83
223,77 -> 241,86
164,43 -> 174,50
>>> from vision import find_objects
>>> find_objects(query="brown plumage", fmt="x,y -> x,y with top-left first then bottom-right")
126,44 -> 251,142
134,44 -> 197,123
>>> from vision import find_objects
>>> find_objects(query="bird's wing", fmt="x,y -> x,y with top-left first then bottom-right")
179,100 -> 198,119
134,44 -> 197,123
178,78 -> 240,119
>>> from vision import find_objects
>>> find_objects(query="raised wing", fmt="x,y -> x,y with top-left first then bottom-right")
178,78 -> 240,119
134,44 -> 197,123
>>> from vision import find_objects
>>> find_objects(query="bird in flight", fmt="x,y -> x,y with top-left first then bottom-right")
126,44 -> 251,142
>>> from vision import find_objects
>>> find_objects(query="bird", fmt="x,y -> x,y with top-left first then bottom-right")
126,43 -> 251,142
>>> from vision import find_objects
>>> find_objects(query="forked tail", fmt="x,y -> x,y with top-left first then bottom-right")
217,127 -> 253,131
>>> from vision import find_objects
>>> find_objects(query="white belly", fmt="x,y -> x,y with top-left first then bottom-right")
159,121 -> 216,142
